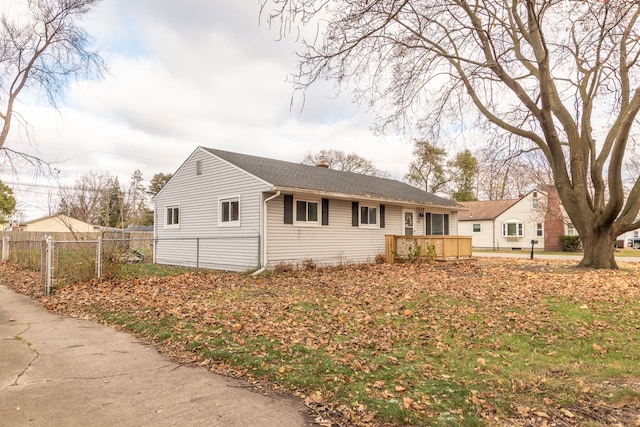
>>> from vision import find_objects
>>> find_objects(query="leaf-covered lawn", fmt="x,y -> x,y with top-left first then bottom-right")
2,259 -> 640,426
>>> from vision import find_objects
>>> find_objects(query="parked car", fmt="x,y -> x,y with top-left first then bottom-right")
628,238 -> 640,249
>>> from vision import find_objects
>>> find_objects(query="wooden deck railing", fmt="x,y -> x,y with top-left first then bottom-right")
385,235 -> 473,263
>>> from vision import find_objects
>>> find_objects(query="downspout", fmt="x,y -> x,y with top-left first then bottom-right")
252,191 -> 280,276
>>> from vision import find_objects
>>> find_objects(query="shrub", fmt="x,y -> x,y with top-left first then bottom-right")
559,235 -> 582,252
273,262 -> 294,273
392,238 -> 432,263
301,259 -> 317,270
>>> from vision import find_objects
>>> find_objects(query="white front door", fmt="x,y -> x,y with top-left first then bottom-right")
403,210 -> 414,236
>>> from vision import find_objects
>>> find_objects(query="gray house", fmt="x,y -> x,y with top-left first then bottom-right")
153,147 -> 465,271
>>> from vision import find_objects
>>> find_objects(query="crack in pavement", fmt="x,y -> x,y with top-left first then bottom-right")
58,363 -> 177,382
13,362 -> 178,386
10,323 -> 40,387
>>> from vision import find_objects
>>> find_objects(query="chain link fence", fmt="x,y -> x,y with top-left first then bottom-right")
2,235 -> 259,295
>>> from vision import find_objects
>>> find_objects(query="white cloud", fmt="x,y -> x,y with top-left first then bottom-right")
1,1 -> 416,220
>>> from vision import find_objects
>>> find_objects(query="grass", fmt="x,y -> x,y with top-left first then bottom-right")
8,258 -> 640,426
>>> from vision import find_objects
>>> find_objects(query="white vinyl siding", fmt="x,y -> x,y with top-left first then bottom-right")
458,219 -> 493,248
267,197 -> 401,267
459,190 -> 546,250
154,149 -> 269,271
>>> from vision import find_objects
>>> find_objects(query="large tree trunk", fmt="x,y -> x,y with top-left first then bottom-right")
578,229 -> 618,269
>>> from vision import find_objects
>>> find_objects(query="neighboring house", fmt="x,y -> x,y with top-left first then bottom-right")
458,189 -> 559,250
16,214 -> 101,234
153,147 -> 466,271
617,224 -> 640,248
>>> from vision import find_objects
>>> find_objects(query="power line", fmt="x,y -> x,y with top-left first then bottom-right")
2,181 -> 61,190
2,180 -> 150,194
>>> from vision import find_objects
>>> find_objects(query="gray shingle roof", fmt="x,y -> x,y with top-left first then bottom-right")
202,147 -> 460,208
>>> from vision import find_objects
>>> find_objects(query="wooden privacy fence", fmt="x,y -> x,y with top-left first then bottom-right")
385,235 -> 473,263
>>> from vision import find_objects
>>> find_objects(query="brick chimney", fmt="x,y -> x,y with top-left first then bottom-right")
317,156 -> 329,168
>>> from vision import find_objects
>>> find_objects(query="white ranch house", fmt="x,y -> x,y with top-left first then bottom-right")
153,147 -> 467,271
458,189 -> 551,251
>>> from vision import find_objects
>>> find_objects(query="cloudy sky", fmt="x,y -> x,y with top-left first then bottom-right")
1,0 -> 421,221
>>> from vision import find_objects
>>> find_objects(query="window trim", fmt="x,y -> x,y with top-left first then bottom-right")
294,197 -> 320,226
502,220 -> 524,237
359,204 -> 379,228
531,198 -> 539,209
218,195 -> 241,227
165,205 -> 180,229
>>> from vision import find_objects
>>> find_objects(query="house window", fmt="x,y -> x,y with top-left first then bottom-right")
166,206 -> 180,228
502,221 -> 524,237
472,223 -> 481,233
219,197 -> 240,226
425,213 -> 449,235
296,200 -> 319,224
536,223 -> 543,237
567,223 -> 576,236
360,205 -> 378,226
196,160 -> 202,175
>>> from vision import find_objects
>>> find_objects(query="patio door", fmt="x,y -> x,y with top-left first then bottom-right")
403,210 -> 414,236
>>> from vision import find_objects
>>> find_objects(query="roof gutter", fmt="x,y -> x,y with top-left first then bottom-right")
252,190 -> 280,276
272,186 -> 468,211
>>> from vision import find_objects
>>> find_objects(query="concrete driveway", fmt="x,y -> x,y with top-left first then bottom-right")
0,285 -> 313,427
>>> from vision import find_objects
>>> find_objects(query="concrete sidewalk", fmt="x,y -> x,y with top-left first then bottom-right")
0,285 -> 313,427
473,252 -> 640,262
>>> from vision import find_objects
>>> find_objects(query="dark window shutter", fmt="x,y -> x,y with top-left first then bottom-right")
426,213 -> 432,235
322,198 -> 329,225
444,214 -> 450,235
380,204 -> 385,228
284,195 -> 293,224
352,202 -> 359,226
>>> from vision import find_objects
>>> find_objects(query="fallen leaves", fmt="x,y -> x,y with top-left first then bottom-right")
1,258 -> 640,426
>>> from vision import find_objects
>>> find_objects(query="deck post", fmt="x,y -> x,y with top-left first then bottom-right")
385,235 -> 396,264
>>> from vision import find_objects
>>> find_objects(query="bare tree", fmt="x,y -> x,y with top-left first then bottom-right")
0,0 -> 104,160
57,172 -> 116,226
302,149 -> 390,177
262,0 -> 640,268
475,148 -> 553,200
57,171 -> 152,228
